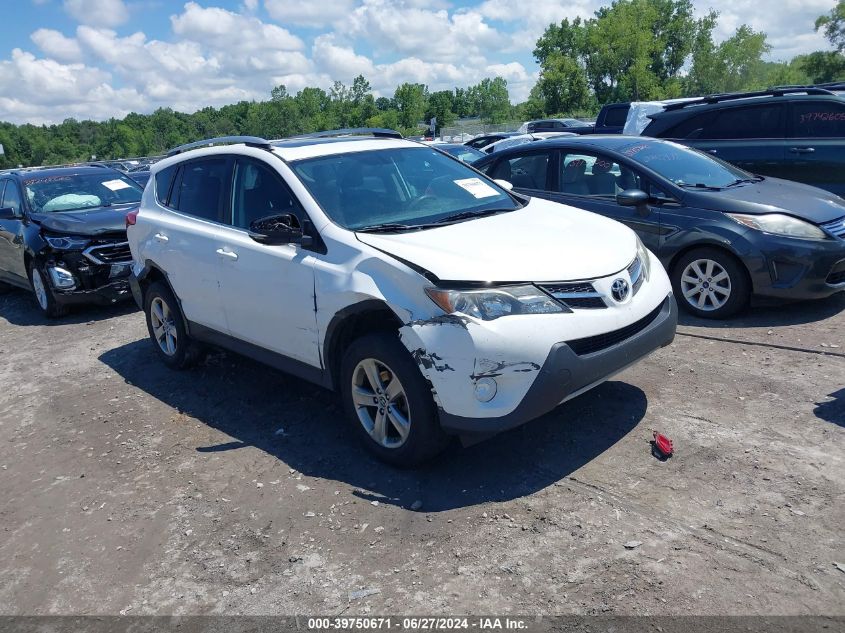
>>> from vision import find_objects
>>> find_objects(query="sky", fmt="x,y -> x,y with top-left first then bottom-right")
0,0 -> 838,125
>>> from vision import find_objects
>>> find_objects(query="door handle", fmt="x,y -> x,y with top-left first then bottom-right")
789,147 -> 815,154
216,248 -> 238,260
154,233 -> 169,243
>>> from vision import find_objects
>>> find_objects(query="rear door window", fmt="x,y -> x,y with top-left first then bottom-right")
154,165 -> 177,206
699,105 -> 785,139
791,102 -> 845,138
603,106 -> 628,128
489,151 -> 552,191
171,158 -> 230,222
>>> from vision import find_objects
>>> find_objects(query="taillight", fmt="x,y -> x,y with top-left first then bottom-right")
126,209 -> 138,228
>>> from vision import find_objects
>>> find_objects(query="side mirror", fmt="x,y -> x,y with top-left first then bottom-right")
494,179 -> 514,191
0,206 -> 21,220
248,213 -> 313,247
616,189 -> 651,216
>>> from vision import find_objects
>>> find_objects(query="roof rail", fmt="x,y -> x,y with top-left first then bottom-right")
662,87 -> 836,112
294,128 -> 403,139
166,135 -> 272,157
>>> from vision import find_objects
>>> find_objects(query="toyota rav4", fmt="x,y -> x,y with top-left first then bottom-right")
127,130 -> 677,465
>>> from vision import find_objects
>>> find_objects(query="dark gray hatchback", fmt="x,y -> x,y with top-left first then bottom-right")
474,136 -> 845,318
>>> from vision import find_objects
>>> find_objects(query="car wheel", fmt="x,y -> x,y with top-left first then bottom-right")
28,262 -> 69,318
672,247 -> 749,319
144,281 -> 201,369
340,332 -> 450,466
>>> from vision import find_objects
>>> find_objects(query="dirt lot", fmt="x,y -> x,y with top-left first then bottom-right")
0,287 -> 843,616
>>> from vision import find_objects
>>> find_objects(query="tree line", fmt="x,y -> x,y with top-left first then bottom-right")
1,0 -> 842,169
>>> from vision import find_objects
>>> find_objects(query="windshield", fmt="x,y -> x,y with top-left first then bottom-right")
24,171 -> 143,213
291,147 -> 519,230
619,140 -> 749,188
440,145 -> 485,164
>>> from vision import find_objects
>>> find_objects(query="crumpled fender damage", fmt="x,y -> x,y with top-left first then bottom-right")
398,315 -> 547,420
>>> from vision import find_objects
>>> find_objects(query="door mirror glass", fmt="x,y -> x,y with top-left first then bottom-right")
494,178 -> 513,191
248,213 -> 312,246
0,206 -> 21,220
616,189 -> 649,207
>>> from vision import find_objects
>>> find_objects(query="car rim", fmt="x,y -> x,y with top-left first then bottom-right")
680,258 -> 731,312
31,269 -> 49,310
150,296 -> 178,356
351,358 -> 411,449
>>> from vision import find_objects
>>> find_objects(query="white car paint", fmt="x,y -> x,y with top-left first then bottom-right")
130,136 -> 674,428
484,132 -> 577,154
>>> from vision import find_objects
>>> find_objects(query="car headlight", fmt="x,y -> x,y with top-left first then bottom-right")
726,213 -> 828,240
44,236 -> 91,250
635,236 -> 651,281
425,285 -> 567,320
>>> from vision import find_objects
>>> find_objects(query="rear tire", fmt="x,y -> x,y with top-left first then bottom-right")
339,332 -> 449,467
671,247 -> 750,319
28,261 -> 69,318
143,281 -> 201,369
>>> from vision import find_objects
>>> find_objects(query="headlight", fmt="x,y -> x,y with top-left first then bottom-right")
425,285 -> 566,320
726,213 -> 828,240
44,236 -> 91,250
635,236 -> 651,281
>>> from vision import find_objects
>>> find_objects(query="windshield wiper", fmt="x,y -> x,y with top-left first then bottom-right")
430,208 -> 513,225
678,182 -> 724,191
356,223 -> 430,233
725,177 -> 763,187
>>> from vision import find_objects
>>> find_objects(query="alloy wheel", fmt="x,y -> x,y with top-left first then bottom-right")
150,296 -> 178,356
31,269 -> 49,311
680,258 -> 731,312
351,358 -> 411,449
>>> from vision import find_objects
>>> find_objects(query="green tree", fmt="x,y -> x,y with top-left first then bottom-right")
535,53 -> 590,114
471,77 -> 511,123
816,0 -> 845,52
425,90 -> 456,131
393,83 -> 428,130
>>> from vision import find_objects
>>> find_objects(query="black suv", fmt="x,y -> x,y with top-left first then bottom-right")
642,87 -> 845,197
0,165 -> 141,317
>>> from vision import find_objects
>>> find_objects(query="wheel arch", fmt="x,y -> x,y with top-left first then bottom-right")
666,241 -> 751,286
137,260 -> 192,334
323,299 -> 404,391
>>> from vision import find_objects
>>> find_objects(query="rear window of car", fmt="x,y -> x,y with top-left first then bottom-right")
154,165 -> 177,206
603,106 -> 629,128
792,102 -> 845,138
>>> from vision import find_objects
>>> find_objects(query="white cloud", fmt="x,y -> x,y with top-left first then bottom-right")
30,28 -> 83,62
63,0 -> 129,27
264,0 -> 355,28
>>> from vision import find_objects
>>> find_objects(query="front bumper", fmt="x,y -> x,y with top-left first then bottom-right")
436,294 -> 677,435
54,277 -> 132,305
744,233 -> 845,300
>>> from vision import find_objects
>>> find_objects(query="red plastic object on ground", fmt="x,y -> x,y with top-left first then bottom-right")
652,431 -> 674,460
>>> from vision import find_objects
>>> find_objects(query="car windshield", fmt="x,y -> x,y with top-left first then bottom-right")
24,171 -> 143,213
291,146 -> 519,231
619,140 -> 749,188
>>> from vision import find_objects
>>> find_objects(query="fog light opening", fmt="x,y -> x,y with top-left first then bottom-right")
48,266 -> 77,290
474,377 -> 497,403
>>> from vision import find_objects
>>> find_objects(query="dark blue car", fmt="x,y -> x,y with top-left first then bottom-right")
474,136 -> 845,318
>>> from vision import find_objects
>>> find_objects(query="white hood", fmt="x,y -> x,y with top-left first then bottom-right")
356,197 -> 637,283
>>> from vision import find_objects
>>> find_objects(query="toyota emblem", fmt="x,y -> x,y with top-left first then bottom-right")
611,278 -> 630,302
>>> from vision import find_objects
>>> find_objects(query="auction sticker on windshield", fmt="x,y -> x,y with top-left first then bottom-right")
453,177 -> 499,198
102,179 -> 132,191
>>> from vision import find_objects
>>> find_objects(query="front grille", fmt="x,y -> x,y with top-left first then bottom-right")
540,281 -> 607,310
827,260 -> 845,285
563,296 -> 607,309
83,241 -> 132,265
543,282 -> 595,295
821,216 -> 845,239
566,302 -> 663,356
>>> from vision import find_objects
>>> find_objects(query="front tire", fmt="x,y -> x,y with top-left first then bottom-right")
339,332 -> 449,466
144,281 -> 201,369
672,247 -> 750,319
28,262 -> 69,318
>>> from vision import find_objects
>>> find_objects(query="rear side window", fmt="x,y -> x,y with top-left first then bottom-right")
490,152 -> 551,191
792,102 -> 845,138
154,165 -> 177,206
171,158 -> 229,222
663,112 -> 714,139
700,105 -> 785,139
603,106 -> 628,128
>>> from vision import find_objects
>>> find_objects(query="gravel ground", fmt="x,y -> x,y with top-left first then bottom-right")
0,287 -> 843,616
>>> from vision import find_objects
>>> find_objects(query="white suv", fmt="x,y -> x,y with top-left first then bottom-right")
127,130 -> 677,465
